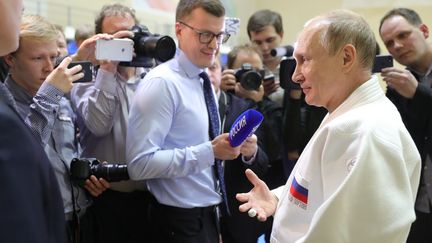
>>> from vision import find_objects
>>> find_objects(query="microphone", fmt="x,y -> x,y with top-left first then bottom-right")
228,109 -> 264,147
270,45 -> 294,57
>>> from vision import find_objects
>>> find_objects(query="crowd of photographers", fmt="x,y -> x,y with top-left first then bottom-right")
1,0 -> 431,243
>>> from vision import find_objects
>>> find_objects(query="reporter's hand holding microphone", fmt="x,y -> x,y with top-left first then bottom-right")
213,109 -> 263,161
222,109 -> 279,221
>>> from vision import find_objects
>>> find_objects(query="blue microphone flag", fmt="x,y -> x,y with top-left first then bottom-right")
229,109 -> 264,147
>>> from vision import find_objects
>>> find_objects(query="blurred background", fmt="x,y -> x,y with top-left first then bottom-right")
23,0 -> 432,55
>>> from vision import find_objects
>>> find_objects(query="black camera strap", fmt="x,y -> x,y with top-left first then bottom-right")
63,158 -> 81,243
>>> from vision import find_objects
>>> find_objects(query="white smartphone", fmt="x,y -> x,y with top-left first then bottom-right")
95,38 -> 134,62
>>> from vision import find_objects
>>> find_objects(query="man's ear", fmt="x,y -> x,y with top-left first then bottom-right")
175,22 -> 183,39
341,44 -> 356,73
3,54 -> 14,68
420,23 -> 429,39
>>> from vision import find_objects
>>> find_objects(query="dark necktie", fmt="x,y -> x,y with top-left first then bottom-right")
200,72 -> 230,215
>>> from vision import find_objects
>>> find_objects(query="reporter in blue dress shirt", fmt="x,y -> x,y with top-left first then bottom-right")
126,0 -> 257,242
3,15 -> 108,243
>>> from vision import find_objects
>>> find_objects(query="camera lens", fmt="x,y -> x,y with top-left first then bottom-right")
120,25 -> 176,67
153,36 -> 176,62
92,163 -> 130,182
235,63 -> 263,91
70,158 -> 130,185
240,71 -> 262,90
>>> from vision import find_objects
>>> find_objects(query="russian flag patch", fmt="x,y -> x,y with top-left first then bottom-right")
288,176 -> 309,210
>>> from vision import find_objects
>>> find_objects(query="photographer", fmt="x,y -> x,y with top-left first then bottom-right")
3,15 -> 108,243
70,3 -> 153,243
246,9 -> 285,105
379,8 -> 432,243
220,44 -> 285,241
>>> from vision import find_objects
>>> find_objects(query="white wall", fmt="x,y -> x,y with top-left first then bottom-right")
23,0 -> 432,53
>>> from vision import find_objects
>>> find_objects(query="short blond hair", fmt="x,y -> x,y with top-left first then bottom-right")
20,15 -> 58,42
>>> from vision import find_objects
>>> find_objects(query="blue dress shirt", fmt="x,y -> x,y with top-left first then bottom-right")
127,49 -> 221,208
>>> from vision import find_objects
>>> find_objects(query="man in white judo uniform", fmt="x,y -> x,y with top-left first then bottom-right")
236,9 -> 421,243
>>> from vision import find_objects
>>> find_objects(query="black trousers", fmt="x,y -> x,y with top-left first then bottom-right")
150,200 -> 219,243
66,208 -> 96,243
91,189 -> 153,243
407,210 -> 432,243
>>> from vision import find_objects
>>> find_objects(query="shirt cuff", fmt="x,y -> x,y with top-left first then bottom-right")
94,68 -> 118,95
37,82 -> 64,103
194,141 -> 215,169
242,148 -> 258,165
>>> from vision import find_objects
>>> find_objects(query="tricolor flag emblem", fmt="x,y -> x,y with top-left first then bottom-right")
288,176 -> 309,210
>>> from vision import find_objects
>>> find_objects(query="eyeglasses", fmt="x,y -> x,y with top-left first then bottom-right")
178,21 -> 230,44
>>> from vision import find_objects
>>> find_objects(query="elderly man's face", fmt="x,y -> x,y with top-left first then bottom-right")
291,25 -> 344,112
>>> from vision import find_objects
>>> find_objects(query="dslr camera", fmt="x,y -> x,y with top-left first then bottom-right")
120,24 -> 177,67
234,63 -> 265,91
70,158 -> 129,186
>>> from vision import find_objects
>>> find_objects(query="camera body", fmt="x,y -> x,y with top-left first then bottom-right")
120,25 -> 177,67
234,63 -> 265,91
70,158 -> 129,186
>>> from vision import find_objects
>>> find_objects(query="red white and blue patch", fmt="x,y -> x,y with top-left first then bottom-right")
288,176 -> 309,210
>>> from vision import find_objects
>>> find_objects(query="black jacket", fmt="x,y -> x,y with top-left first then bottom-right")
0,84 -> 66,243
386,72 -> 432,213
218,91 -> 270,243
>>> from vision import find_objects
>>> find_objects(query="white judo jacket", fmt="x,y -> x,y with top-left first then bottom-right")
271,76 -> 421,243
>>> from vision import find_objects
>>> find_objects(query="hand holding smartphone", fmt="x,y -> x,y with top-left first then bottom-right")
68,61 -> 93,83
95,38 -> 134,62
372,55 -> 393,73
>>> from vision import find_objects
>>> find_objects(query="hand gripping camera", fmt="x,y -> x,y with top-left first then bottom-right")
70,158 -> 130,186
120,25 -> 177,67
234,63 -> 265,91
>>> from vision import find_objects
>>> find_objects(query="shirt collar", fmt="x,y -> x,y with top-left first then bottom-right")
4,75 -> 33,105
407,63 -> 432,82
176,49 -> 205,79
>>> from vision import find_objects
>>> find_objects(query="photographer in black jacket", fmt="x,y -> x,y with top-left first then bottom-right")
379,8 -> 432,243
